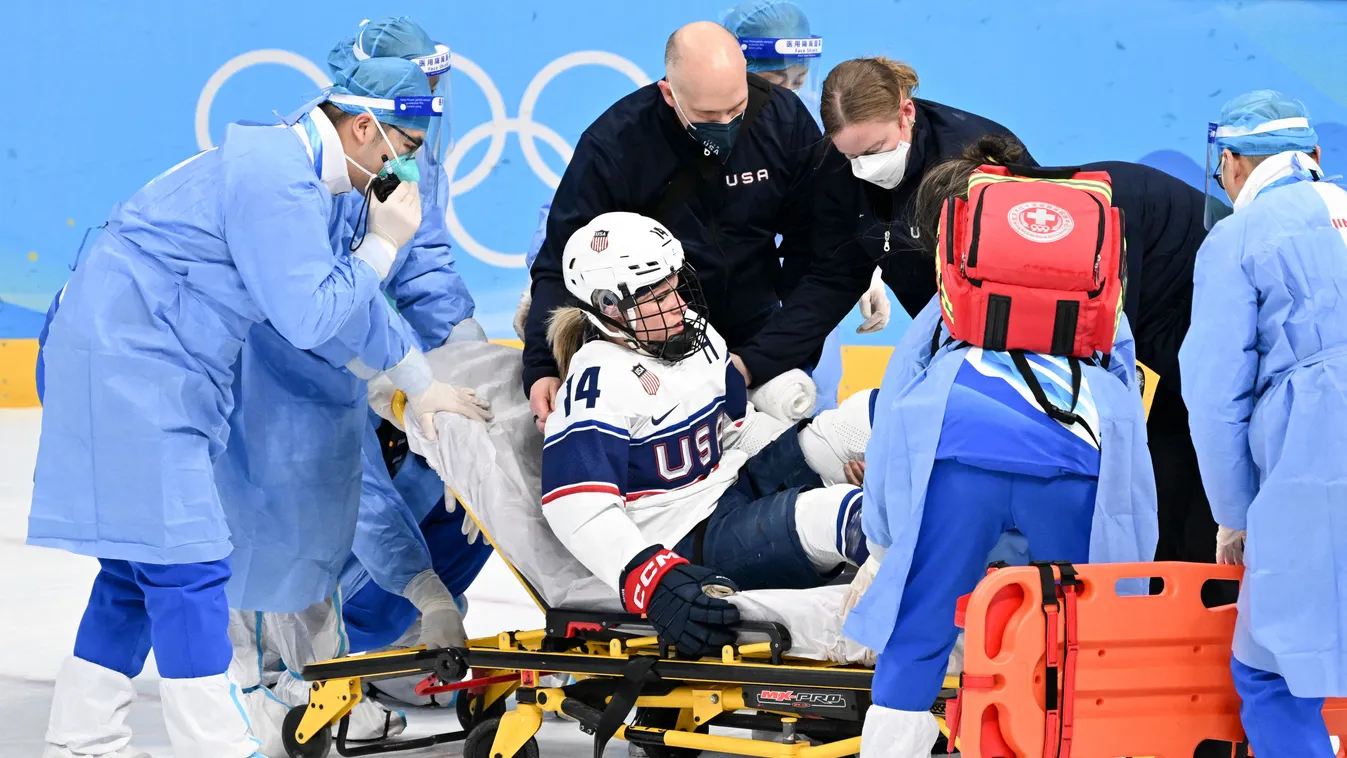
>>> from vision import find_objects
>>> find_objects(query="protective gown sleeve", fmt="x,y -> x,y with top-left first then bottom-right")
521,135 -> 629,394
224,155 -> 384,351
525,202 -> 552,271
862,297 -> 944,551
1179,220 -> 1260,530
385,171 -> 475,350
351,419 -> 433,597
306,293 -> 420,374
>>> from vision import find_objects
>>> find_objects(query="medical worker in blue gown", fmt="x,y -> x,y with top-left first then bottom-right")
840,290 -> 1157,750
28,56 -> 475,758
217,18 -> 491,751
1181,91 -> 1344,758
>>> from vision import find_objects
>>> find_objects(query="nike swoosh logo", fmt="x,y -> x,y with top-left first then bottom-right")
652,406 -> 679,425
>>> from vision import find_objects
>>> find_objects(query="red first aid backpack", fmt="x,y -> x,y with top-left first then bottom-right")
936,164 -> 1126,360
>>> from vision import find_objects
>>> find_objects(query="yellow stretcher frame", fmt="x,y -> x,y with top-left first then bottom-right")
278,394 -> 931,758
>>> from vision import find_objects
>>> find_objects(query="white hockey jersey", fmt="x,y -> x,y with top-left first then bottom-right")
541,323 -> 751,592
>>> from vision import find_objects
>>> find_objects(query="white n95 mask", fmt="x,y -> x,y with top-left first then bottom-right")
850,142 -> 911,190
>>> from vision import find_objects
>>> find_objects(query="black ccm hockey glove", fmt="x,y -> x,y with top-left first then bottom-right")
619,545 -> 741,657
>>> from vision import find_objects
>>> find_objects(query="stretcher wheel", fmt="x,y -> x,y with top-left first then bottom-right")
632,708 -> 705,758
463,717 -> 540,758
457,687 -> 509,730
282,705 -> 332,758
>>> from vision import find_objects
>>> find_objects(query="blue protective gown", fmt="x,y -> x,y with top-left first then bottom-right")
1180,167 -> 1347,699
844,297 -> 1158,653
217,147 -> 475,613
29,117 -> 395,566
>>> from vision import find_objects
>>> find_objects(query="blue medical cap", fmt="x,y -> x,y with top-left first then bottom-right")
721,0 -> 816,74
1215,89 -> 1318,156
328,57 -> 436,132
328,17 -> 448,83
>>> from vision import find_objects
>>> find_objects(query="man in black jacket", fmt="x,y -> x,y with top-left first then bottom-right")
521,21 -> 820,428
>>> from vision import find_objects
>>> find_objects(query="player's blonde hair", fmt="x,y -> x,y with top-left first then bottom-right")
547,306 -> 590,379
820,56 -> 919,138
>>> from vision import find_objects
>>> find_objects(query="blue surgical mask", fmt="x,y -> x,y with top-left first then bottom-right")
671,88 -> 742,163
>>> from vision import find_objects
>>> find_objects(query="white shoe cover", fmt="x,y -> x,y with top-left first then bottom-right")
860,706 -> 939,758
43,656 -> 151,758
237,687 -> 291,758
344,698 -> 407,742
159,673 -> 263,758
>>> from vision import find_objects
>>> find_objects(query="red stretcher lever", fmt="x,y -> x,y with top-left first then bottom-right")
414,671 -> 521,697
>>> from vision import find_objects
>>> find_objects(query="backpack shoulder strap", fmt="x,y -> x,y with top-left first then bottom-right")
648,74 -> 774,223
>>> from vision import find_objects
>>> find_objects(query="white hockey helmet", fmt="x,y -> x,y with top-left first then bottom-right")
562,211 -> 708,361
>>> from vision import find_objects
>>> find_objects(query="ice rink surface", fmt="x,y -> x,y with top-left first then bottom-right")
0,409 -> 721,757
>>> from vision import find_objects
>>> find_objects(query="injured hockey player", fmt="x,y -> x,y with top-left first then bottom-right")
540,211 -> 874,657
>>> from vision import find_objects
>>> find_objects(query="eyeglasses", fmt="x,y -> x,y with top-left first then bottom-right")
388,123 -> 423,154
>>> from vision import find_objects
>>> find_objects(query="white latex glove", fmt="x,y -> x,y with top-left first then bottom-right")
354,181 -> 423,279
444,495 -> 482,545
513,288 -> 532,342
842,555 -> 881,618
367,374 -> 400,429
404,569 -> 467,650
1216,525 -> 1247,566
407,382 -> 493,442
369,180 -> 422,251
857,268 -> 891,334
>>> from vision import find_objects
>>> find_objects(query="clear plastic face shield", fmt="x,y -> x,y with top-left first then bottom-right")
1204,121 -> 1225,231
738,35 -> 824,119
325,93 -> 443,250
352,38 -> 454,203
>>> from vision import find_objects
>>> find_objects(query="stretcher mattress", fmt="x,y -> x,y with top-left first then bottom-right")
403,340 -> 875,664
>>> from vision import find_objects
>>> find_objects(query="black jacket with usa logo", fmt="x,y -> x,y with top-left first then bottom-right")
737,98 -> 1036,385
521,78 -> 822,395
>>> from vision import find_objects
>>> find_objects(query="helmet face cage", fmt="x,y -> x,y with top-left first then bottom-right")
585,263 -> 710,363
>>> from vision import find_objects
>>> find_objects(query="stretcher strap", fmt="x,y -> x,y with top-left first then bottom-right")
1059,564 -> 1080,758
1034,561 -> 1081,758
1035,563 -> 1061,758
946,674 -> 995,743
593,655 -> 660,758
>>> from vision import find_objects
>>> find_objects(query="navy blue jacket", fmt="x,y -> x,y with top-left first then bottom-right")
1078,160 -> 1207,390
737,98 -> 1035,384
522,79 -> 822,393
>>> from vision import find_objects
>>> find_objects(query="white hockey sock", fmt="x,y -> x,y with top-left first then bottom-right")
794,484 -> 861,571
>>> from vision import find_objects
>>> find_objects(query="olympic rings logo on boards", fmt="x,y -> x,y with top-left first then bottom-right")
195,49 -> 651,268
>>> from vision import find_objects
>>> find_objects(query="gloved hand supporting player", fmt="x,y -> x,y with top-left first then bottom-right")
620,546 -> 740,657
1216,525 -> 1247,566
407,382 -> 492,441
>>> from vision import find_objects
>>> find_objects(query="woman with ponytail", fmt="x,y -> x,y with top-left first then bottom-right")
915,135 -> 1224,598
732,56 -> 1034,388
